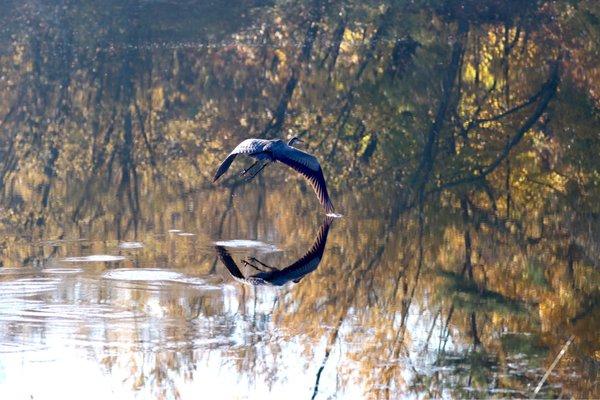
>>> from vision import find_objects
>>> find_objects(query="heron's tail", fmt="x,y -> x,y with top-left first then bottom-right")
213,154 -> 237,182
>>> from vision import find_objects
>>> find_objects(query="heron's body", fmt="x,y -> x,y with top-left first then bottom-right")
213,137 -> 334,213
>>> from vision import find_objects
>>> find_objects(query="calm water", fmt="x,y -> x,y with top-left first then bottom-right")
0,1 -> 599,399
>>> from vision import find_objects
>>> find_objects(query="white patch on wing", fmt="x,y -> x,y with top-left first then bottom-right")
326,212 -> 343,218
233,138 -> 270,155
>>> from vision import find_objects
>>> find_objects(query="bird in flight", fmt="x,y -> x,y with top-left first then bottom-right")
213,137 -> 334,213
215,217 -> 333,286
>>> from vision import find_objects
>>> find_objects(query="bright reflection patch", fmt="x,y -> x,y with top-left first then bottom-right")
63,255 -> 126,262
102,268 -> 185,282
212,239 -> 280,253
118,241 -> 144,249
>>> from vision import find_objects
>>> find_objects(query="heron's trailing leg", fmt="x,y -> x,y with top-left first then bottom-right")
244,161 -> 270,182
242,259 -> 262,271
242,257 -> 276,272
239,160 -> 259,176
248,257 -> 277,271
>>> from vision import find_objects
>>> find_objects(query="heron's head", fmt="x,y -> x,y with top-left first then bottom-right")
287,136 -> 304,146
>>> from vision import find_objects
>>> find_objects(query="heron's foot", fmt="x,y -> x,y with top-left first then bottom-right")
240,167 -> 254,177
244,162 -> 270,182
244,169 -> 261,182
239,161 -> 259,176
248,257 -> 277,271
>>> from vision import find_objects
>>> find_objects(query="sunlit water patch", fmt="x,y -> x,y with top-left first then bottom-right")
62,255 -> 126,262
0,267 -> 39,276
0,302 -> 135,326
0,277 -> 61,298
42,268 -> 83,274
213,239 -> 280,253
103,268 -> 185,282
118,241 -> 144,249
101,268 -> 221,289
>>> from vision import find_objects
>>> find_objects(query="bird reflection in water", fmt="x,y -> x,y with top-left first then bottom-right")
216,217 -> 333,286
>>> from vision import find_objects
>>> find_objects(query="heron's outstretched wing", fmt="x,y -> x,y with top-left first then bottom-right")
216,246 -> 270,286
213,154 -> 237,182
283,216 -> 333,274
213,139 -> 271,182
274,146 -> 334,213
215,246 -> 246,280
252,217 -> 333,285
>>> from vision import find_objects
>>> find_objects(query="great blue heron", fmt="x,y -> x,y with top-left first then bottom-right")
213,137 -> 334,213
215,217 -> 333,286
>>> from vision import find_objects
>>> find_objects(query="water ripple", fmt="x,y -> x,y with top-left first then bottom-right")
62,255 -> 126,262
102,268 -> 222,290
0,277 -> 61,298
102,268 -> 185,282
42,267 -> 83,274
118,241 -> 144,249
213,239 -> 280,253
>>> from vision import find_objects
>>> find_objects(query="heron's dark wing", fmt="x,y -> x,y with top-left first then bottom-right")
215,246 -> 246,280
275,147 -> 334,213
213,154 -> 237,182
258,217 -> 333,285
213,139 -> 271,182
284,216 -> 332,271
